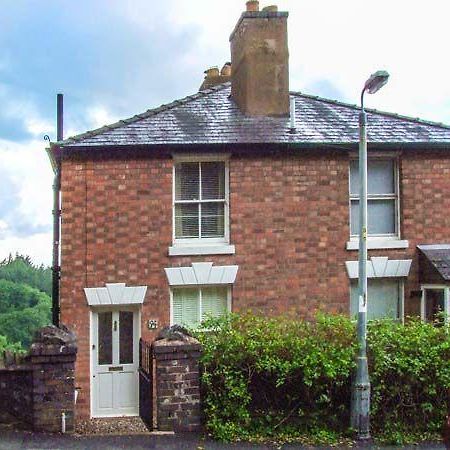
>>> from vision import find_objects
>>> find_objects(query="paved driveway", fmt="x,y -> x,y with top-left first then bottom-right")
0,430 -> 446,450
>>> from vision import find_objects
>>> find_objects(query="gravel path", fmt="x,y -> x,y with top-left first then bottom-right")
75,417 -> 151,435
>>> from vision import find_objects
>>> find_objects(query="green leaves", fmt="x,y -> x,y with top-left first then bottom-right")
194,313 -> 450,445
0,255 -> 52,350
367,317 -> 450,441
194,313 -> 357,442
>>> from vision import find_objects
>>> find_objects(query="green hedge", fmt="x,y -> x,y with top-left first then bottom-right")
194,314 -> 450,444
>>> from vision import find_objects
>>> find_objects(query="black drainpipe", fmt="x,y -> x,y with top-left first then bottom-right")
52,93 -> 63,327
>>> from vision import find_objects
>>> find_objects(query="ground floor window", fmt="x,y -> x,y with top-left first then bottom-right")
421,286 -> 449,324
350,278 -> 403,320
171,286 -> 230,328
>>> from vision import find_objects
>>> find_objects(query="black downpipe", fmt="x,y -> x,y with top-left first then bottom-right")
52,93 -> 63,327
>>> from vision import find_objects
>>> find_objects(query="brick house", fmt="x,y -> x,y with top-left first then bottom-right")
49,2 -> 450,419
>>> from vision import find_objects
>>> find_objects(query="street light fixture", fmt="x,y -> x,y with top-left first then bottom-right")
351,70 -> 389,441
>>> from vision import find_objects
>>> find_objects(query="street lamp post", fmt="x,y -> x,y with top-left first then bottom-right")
351,70 -> 389,440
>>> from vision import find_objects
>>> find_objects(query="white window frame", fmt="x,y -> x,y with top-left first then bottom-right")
169,154 -> 235,256
347,153 -> 408,250
420,284 -> 449,326
349,278 -> 405,322
169,285 -> 232,328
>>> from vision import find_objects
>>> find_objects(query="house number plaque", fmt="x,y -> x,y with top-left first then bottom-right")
148,319 -> 158,330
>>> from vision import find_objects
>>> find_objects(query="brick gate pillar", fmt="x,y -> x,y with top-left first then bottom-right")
153,334 -> 202,432
30,325 -> 77,433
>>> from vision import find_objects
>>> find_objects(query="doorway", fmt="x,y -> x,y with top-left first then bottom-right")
91,309 -> 140,417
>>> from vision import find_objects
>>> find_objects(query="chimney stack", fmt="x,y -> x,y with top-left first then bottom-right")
230,3 -> 289,116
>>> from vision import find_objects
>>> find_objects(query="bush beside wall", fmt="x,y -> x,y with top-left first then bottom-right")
195,314 -> 450,444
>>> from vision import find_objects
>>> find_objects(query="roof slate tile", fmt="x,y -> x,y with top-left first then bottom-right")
60,83 -> 450,148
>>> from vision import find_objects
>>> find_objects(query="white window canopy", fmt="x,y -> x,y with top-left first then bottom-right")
345,256 -> 412,279
165,262 -> 238,286
84,283 -> 147,306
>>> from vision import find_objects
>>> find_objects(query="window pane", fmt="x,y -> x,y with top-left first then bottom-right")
350,280 -> 399,320
175,163 -> 199,201
351,199 -> 395,235
368,160 -> 395,195
201,162 -> 225,200
201,202 -> 225,238
424,289 -> 445,323
201,287 -> 228,321
98,312 -> 112,365
119,311 -> 134,364
349,160 -> 359,196
175,203 -> 199,238
350,159 -> 395,196
173,289 -> 199,328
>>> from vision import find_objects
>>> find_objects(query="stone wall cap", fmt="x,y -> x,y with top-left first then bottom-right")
153,338 -> 201,354
33,324 -> 77,347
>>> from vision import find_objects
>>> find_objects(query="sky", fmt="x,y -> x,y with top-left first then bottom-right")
1,0 -> 449,266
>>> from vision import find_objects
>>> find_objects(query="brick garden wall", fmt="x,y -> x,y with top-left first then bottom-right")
60,148 -> 450,418
0,326 -> 77,433
0,359 -> 33,425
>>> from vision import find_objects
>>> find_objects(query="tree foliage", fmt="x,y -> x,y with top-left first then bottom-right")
0,254 -> 52,350
0,253 -> 51,296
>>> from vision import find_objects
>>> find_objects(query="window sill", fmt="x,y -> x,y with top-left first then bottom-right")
168,244 -> 235,256
346,239 -> 409,251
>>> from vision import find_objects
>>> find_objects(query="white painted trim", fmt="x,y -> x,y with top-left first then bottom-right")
399,281 -> 405,324
349,278 -> 405,321
418,244 -> 450,250
348,156 -> 401,241
346,239 -> 409,250
89,310 -> 94,418
169,285 -> 232,326
420,285 -> 450,325
168,244 -> 235,256
84,283 -> 147,306
345,256 -> 412,279
172,153 -> 231,162
165,262 -> 239,286
90,307 -> 141,418
172,156 -> 231,247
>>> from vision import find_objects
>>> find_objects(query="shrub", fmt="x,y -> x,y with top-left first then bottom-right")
194,313 -> 450,444
367,318 -> 450,443
195,313 -> 356,442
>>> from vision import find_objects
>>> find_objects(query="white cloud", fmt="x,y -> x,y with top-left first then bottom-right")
0,231 -> 52,266
86,106 -> 119,129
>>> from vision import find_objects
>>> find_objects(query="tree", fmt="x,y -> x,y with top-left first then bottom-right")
0,253 -> 51,296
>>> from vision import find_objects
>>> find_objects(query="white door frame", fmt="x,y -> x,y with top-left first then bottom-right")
420,284 -> 449,326
90,307 -> 141,418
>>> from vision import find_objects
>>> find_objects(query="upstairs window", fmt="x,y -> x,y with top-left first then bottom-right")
349,158 -> 399,237
174,161 -> 228,242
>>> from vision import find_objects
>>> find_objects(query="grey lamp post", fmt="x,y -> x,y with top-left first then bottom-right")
351,70 -> 389,440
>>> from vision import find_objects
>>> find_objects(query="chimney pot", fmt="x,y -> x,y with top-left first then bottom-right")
220,62 -> 232,77
204,66 -> 220,77
262,5 -> 278,12
246,1 -> 259,12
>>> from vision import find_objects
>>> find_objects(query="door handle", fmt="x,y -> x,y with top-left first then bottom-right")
114,320 -> 117,332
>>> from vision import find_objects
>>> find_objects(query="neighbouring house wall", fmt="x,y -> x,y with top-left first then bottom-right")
60,148 -> 450,418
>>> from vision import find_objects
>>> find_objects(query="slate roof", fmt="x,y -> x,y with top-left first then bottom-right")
418,245 -> 450,281
59,83 -> 450,148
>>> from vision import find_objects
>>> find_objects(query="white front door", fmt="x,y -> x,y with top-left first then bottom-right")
91,309 -> 140,417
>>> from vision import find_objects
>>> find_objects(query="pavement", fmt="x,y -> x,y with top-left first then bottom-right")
0,430 -> 446,450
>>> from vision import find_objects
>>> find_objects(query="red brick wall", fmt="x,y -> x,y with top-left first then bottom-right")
60,149 -> 450,418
